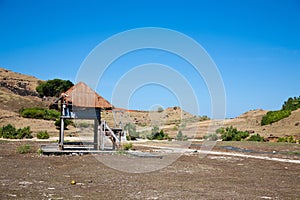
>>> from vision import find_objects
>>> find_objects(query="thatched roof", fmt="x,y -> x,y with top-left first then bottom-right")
54,82 -> 113,109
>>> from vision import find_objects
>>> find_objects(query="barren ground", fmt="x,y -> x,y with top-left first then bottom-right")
0,140 -> 299,199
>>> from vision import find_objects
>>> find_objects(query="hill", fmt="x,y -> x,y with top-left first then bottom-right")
0,68 -> 69,136
223,109 -> 300,138
0,67 -> 299,140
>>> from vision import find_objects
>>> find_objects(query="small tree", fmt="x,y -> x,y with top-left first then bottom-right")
176,130 -> 188,141
124,123 -> 139,140
36,79 -> 73,97
147,126 -> 170,140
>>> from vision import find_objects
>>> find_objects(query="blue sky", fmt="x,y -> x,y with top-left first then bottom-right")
0,0 -> 300,118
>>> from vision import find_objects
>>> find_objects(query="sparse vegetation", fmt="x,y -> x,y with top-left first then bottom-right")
123,143 -> 133,150
261,110 -> 291,126
277,136 -> 296,143
36,78 -> 74,97
20,107 -> 60,120
0,124 -> 33,139
175,130 -> 188,141
37,130 -> 50,139
218,126 -> 249,141
37,148 -> 43,155
247,134 -> 265,142
77,122 -> 90,128
204,133 -> 218,141
17,144 -> 31,154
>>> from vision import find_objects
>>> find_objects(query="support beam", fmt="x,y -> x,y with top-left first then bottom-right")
59,117 -> 64,150
93,119 -> 98,150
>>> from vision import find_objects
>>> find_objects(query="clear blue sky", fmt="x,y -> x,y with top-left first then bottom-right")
0,0 -> 299,118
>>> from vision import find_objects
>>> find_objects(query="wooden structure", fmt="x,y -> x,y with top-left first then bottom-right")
51,82 -> 124,151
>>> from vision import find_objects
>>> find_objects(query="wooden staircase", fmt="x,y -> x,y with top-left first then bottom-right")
98,121 -> 124,150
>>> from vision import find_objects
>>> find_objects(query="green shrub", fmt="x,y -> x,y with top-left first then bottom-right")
247,134 -> 265,142
37,148 -> 43,155
204,133 -> 218,141
123,143 -> 133,150
216,127 -> 225,135
37,131 -> 50,139
1,124 -> 33,139
17,126 -> 33,139
175,130 -> 188,141
1,124 -> 16,139
282,96 -> 300,111
261,110 -> 291,126
219,126 -> 249,141
277,136 -> 296,143
17,144 -> 31,154
20,107 -> 60,121
147,127 -> 170,140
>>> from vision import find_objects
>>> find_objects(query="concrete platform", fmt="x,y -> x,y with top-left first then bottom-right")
41,143 -> 115,155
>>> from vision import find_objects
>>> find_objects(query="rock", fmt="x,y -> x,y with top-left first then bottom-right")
19,181 -> 33,186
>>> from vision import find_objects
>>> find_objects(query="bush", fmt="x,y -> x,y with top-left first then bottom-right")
36,78 -> 74,97
147,126 -> 170,140
282,96 -> 300,111
175,130 -> 188,141
1,124 -> 33,139
277,136 -> 296,143
204,133 -> 218,141
247,134 -> 265,142
37,131 -> 50,139
17,126 -> 33,139
216,127 -> 225,135
123,143 -> 133,150
124,123 -> 139,140
219,126 -> 249,141
20,107 -> 60,121
17,144 -> 31,154
261,110 -> 291,126
1,124 -> 16,139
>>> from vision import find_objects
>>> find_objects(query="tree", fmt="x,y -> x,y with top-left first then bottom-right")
282,96 -> 300,111
36,79 -> 74,97
124,123 -> 139,140
176,130 -> 188,141
219,126 -> 249,141
147,126 -> 170,140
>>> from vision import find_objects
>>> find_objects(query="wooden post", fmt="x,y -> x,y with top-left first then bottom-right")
93,119 -> 98,150
101,121 -> 105,150
59,102 -> 65,150
59,118 -> 64,150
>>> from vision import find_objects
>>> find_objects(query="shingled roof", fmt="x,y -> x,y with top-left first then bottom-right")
58,82 -> 113,109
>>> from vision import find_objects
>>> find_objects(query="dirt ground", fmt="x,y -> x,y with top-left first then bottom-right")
0,140 -> 299,199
